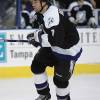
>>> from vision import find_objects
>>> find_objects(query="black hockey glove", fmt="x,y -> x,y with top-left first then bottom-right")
27,33 -> 40,47
90,23 -> 97,28
88,17 -> 97,28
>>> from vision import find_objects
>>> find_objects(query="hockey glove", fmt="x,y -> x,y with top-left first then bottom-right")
88,17 -> 97,28
89,23 -> 97,28
27,30 -> 51,47
69,17 -> 77,25
27,33 -> 40,47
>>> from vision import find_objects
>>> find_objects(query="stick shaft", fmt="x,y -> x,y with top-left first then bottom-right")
0,39 -> 28,43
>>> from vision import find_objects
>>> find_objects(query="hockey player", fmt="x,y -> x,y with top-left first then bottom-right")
68,0 -> 97,28
27,0 -> 82,100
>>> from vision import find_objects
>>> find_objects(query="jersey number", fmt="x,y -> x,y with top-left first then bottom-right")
51,29 -> 55,37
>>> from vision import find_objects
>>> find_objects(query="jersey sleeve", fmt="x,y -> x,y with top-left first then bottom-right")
43,6 -> 60,28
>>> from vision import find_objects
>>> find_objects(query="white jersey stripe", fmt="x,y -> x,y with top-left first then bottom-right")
51,42 -> 82,56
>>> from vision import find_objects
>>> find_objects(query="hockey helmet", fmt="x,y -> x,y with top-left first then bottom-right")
41,0 -> 49,2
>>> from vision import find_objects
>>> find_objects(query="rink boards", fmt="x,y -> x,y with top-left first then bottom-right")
0,29 -> 100,78
0,64 -> 100,78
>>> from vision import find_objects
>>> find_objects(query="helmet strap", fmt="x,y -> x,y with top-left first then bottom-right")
39,1 -> 48,13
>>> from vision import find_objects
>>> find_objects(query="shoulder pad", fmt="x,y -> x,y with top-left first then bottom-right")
43,6 -> 59,28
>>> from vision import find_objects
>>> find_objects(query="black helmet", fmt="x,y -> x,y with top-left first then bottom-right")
41,0 -> 48,2
32,0 -> 51,12
41,0 -> 49,2
40,0 -> 51,4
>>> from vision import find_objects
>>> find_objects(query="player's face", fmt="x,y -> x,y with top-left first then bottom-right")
32,0 -> 42,12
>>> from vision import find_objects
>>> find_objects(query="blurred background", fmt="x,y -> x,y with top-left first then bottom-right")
0,0 -> 100,29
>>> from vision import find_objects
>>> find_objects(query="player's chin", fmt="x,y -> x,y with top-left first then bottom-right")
33,8 -> 38,12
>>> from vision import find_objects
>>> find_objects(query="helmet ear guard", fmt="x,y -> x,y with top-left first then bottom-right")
41,0 -> 52,5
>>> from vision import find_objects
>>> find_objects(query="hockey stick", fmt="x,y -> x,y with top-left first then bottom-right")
0,39 -> 29,43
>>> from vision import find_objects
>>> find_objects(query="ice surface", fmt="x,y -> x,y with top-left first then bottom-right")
0,75 -> 100,100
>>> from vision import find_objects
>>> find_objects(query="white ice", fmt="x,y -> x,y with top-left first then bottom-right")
0,75 -> 100,100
